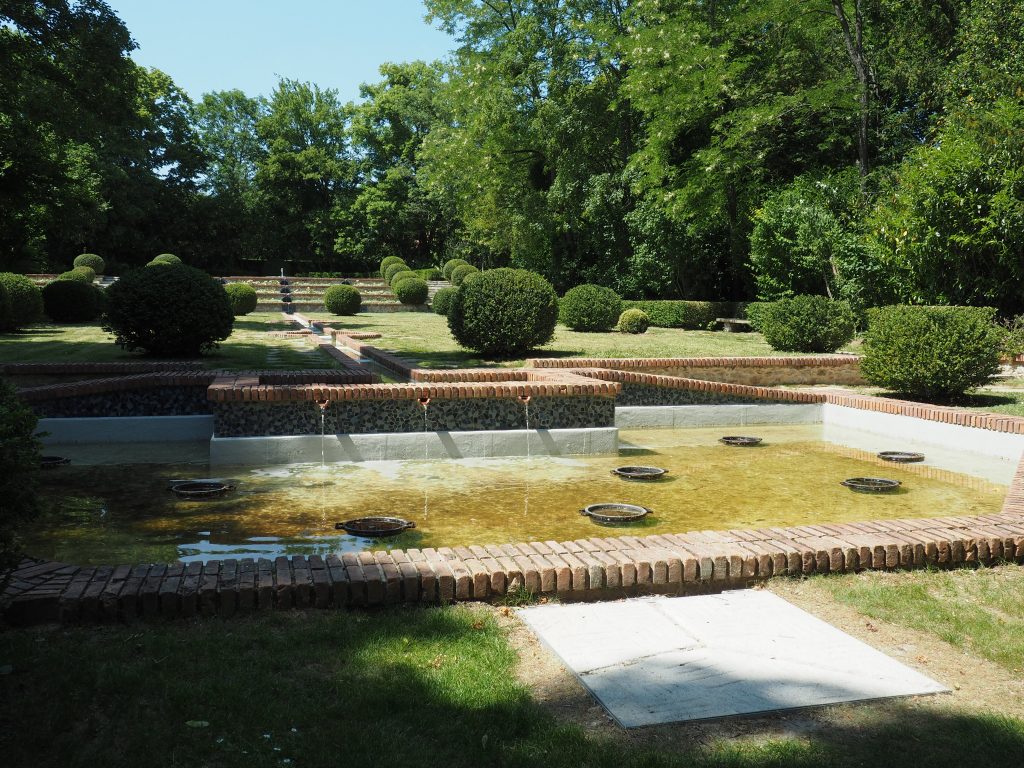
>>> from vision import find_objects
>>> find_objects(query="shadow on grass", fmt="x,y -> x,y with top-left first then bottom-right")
1,605 -> 1021,768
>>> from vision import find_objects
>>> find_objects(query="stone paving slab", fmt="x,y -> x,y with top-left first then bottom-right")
518,591 -> 949,727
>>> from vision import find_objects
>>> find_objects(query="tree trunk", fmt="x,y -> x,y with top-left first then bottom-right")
831,0 -> 875,191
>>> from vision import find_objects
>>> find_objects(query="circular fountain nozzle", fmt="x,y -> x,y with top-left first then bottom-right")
518,394 -> 531,403
336,517 -> 416,537
611,466 -> 667,480
841,477 -> 901,493
719,436 -> 762,447
315,399 -> 330,411
877,451 -> 925,463
580,503 -> 651,525
418,396 -> 431,407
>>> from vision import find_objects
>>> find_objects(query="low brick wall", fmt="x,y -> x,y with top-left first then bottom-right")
527,355 -> 864,386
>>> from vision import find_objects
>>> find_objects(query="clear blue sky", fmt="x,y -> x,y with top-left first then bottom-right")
106,1 -> 455,102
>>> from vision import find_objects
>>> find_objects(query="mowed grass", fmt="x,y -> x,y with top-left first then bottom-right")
3,580 -> 1024,768
819,565 -> 1024,673
312,311 -> 853,368
0,313 -> 334,371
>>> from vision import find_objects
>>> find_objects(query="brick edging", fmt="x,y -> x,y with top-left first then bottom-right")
525,355 -> 861,369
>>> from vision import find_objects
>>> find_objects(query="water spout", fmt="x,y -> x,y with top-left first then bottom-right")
519,394 -> 531,460
316,399 -> 330,468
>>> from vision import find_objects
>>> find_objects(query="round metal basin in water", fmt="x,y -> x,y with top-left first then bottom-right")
580,503 -> 652,525
40,455 -> 70,469
719,436 -> 762,447
170,480 -> 235,499
336,517 -> 416,537
841,477 -> 901,493
877,451 -> 925,463
611,466 -> 667,481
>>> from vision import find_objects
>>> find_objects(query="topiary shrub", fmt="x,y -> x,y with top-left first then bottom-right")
103,265 -> 234,356
58,266 -> 96,283
618,308 -> 650,334
389,270 -> 417,288
448,268 -> 558,357
861,305 -> 1002,400
383,262 -> 410,283
224,283 -> 258,316
73,253 -> 105,273
450,264 -> 479,287
0,273 -> 44,331
559,284 -> 622,331
432,285 -> 457,316
379,255 -> 405,278
742,301 -> 771,331
41,279 -> 102,322
152,253 -> 182,265
324,284 -> 362,315
414,267 -> 443,281
0,378 -> 41,567
443,258 -> 469,280
619,300 -> 735,329
757,295 -> 856,353
394,277 -> 428,305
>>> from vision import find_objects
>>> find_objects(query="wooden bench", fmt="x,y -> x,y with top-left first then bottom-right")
716,318 -> 752,333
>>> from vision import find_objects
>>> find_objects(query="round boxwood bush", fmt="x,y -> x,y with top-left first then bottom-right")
443,258 -> 469,280
41,279 -> 102,322
383,262 -> 410,283
73,253 -> 105,273
57,266 -> 96,283
103,265 -> 234,356
379,255 -> 405,278
394,277 -> 428,305
432,285 -> 457,316
448,268 -> 558,357
224,283 -> 258,316
324,284 -> 362,315
0,273 -> 44,331
618,308 -> 650,334
148,254 -> 182,267
450,264 -> 479,287
861,305 -> 1003,400
388,269 -> 417,288
757,295 -> 856,353
559,284 -> 623,331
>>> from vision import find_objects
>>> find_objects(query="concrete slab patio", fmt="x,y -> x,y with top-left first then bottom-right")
518,590 -> 948,727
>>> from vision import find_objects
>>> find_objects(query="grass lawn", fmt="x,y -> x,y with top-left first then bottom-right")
313,312 -> 859,368
0,313 -> 335,371
2,569 -> 1023,768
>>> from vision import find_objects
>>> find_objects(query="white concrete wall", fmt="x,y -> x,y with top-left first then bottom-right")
209,427 -> 618,466
615,404 -> 822,429
37,415 -> 214,444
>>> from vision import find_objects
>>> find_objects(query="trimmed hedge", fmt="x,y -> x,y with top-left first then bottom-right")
757,295 -> 856,353
394,277 -> 428,305
224,283 -> 258,316
0,273 -> 44,331
620,300 -> 734,329
388,270 -> 417,288
379,256 -> 405,278
58,266 -> 96,283
151,253 -> 182,265
559,284 -> 622,331
448,268 -> 558,357
103,265 -> 234,355
324,284 -> 362,315
432,286 -> 457,316
862,305 -> 1002,399
41,279 -> 103,322
443,258 -> 470,280
450,264 -> 479,287
383,262 -> 410,283
618,308 -> 650,334
73,253 -> 105,273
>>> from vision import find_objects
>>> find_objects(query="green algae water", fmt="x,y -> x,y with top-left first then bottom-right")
27,426 -> 1010,565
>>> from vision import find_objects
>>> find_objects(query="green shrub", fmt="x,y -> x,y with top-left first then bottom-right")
103,265 -> 234,356
1000,315 -> 1024,364
448,268 -> 558,357
0,379 -> 41,567
388,270 -> 417,288
224,283 -> 258,316
414,267 -> 443,281
559,284 -> 622,331
861,305 -> 1003,399
153,253 -> 182,265
757,295 -> 856,353
450,264 -> 479,287
620,300 -> 734,329
443,258 -> 469,280
379,256 -> 405,278
58,266 -> 96,283
0,273 -> 44,331
324,284 -> 362,315
432,285 -> 457,316
383,262 -> 410,283
41,279 -> 102,322
741,301 -> 771,330
394,277 -> 428,305
618,308 -> 650,334
73,253 -> 105,273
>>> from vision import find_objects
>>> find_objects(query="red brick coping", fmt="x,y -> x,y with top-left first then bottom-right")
526,355 -> 860,370
4,509 -> 1023,625
0,361 -> 205,375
